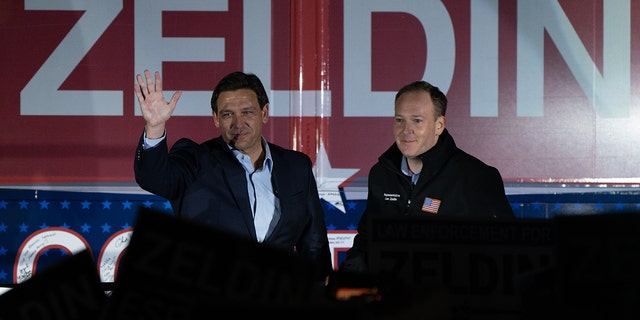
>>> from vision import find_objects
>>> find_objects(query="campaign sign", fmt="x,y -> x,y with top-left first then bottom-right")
367,216 -> 555,319
0,250 -> 106,320
554,213 -> 640,319
102,208 -> 338,319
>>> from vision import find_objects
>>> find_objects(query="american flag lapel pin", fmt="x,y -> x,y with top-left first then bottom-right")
422,197 -> 441,214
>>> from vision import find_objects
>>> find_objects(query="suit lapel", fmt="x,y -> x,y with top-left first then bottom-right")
215,138 -> 258,241
266,146 -> 286,241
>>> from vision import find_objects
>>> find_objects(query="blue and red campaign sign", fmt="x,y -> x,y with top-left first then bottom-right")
2,1 -> 640,185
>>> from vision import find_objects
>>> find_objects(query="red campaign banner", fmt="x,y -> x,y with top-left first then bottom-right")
1,0 -> 640,185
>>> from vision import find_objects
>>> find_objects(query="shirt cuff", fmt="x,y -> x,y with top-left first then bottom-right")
143,130 -> 166,149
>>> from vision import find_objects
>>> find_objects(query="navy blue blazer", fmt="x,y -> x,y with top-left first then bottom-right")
134,133 -> 333,280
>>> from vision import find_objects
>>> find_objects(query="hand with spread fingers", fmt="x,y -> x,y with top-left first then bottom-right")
133,69 -> 333,285
134,69 -> 182,139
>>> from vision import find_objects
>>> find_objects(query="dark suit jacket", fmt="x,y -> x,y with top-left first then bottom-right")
339,129 -> 514,273
134,133 -> 333,280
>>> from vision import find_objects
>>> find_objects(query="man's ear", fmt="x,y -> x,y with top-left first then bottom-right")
212,111 -> 220,128
436,116 -> 445,134
262,104 -> 270,123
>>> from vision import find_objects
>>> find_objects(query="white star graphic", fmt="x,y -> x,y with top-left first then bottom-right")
312,141 -> 360,213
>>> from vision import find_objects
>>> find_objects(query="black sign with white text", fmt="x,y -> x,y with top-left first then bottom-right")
367,216 -> 555,318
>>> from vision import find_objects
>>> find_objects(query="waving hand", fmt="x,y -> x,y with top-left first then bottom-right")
134,70 -> 183,139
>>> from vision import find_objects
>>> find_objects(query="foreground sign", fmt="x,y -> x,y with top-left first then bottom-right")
367,216 -> 555,318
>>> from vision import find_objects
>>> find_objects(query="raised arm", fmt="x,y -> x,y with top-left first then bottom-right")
134,70 -> 183,139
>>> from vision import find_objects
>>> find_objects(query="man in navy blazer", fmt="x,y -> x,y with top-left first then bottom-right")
133,70 -> 332,282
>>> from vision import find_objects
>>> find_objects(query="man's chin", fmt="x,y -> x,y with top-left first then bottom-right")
398,146 -> 417,156
230,140 -> 249,151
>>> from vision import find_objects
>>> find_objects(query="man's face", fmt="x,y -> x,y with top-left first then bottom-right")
393,90 -> 444,159
212,88 -> 268,155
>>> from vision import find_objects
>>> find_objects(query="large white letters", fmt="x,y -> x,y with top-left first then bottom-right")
21,0 -> 123,116
470,0 -> 500,117
343,0 -> 455,117
15,228 -> 91,283
18,0 -> 633,118
517,0 -> 630,117
133,0 -> 276,116
98,229 -> 132,283
14,227 -> 132,284
133,0 -> 227,116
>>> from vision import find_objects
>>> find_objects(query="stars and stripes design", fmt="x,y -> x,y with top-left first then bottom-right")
0,189 -> 172,285
1,186 -> 634,287
0,188 -> 367,286
422,197 -> 441,214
